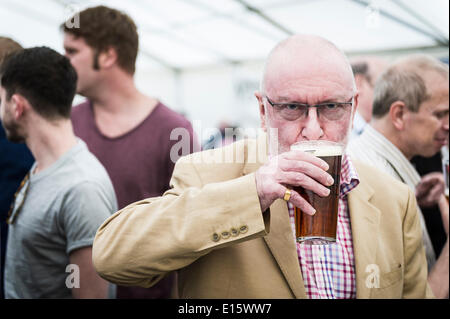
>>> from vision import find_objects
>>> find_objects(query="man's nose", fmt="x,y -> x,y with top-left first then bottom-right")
300,108 -> 324,140
443,114 -> 449,129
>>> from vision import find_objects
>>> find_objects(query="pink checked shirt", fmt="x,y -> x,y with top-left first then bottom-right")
288,154 -> 360,299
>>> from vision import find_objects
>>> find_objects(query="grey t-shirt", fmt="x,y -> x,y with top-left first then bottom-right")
4,139 -> 117,298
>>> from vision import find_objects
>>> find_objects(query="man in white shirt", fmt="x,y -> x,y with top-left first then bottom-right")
347,54 -> 449,298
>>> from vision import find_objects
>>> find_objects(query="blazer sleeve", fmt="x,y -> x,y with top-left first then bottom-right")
402,187 -> 435,298
92,156 -> 270,288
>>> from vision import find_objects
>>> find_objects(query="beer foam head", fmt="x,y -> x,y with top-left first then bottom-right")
290,140 -> 343,156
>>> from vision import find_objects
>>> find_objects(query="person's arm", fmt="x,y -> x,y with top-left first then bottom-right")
69,246 -> 109,299
61,181 -> 117,297
93,145 -> 331,288
93,156 -> 269,288
426,195 -> 449,299
428,238 -> 449,299
402,188 -> 435,298
415,172 -> 445,209
438,194 -> 449,235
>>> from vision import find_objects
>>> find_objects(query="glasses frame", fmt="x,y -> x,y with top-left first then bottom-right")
264,96 -> 353,121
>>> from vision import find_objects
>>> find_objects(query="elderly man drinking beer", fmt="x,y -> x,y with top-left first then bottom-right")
92,34 -> 433,299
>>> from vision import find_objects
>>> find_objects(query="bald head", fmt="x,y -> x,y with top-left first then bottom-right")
256,34 -> 358,152
261,34 -> 356,98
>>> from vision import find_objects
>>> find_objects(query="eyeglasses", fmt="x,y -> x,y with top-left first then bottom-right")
6,172 -> 30,225
265,96 -> 353,121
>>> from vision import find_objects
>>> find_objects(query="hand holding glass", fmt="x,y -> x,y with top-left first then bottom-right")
290,141 -> 343,245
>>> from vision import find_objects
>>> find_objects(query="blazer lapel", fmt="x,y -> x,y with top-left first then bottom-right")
244,135 -> 382,299
243,133 -> 306,298
347,177 -> 381,299
263,199 -> 307,298
263,181 -> 381,300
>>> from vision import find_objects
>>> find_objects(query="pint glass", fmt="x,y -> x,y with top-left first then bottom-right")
290,141 -> 344,244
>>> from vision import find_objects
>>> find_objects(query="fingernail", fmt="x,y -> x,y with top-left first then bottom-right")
323,163 -> 329,171
310,208 -> 316,216
327,176 -> 334,186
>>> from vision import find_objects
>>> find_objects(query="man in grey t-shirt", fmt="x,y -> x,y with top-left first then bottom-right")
1,47 -> 117,298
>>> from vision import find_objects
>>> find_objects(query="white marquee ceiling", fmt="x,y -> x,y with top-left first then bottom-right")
0,0 -> 448,72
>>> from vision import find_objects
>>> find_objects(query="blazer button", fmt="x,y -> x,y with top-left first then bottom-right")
230,228 -> 239,236
212,233 -> 220,242
239,225 -> 248,234
221,231 -> 231,239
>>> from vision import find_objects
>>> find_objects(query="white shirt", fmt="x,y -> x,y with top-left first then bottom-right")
349,112 -> 368,141
346,124 -> 436,270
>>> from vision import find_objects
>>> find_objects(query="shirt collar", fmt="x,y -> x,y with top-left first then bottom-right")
352,112 -> 368,135
340,154 -> 359,198
361,125 -> 421,187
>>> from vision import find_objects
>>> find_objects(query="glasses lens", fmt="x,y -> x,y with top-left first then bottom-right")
281,104 -> 307,120
319,103 -> 351,120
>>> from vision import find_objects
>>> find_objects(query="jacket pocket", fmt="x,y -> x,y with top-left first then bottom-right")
379,266 -> 403,289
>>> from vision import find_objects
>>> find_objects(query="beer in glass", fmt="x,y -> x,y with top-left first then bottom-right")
290,141 -> 343,244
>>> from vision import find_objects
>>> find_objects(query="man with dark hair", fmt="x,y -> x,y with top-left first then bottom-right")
61,5 -> 138,76
347,54 -> 449,298
62,5 -> 197,299
1,47 -> 117,298
0,36 -> 33,299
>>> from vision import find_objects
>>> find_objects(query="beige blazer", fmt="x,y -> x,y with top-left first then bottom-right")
93,135 -> 434,299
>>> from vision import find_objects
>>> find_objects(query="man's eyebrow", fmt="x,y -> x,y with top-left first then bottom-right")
275,96 -> 349,103
276,96 -> 292,102
275,96 -> 305,103
64,46 -> 78,52
433,108 -> 449,115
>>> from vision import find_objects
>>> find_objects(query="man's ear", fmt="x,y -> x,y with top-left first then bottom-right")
354,74 -> 366,91
389,101 -> 407,131
10,94 -> 29,120
350,91 -> 360,126
255,91 -> 266,132
98,47 -> 118,69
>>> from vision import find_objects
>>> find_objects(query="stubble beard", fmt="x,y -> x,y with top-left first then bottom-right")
2,120 -> 25,143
